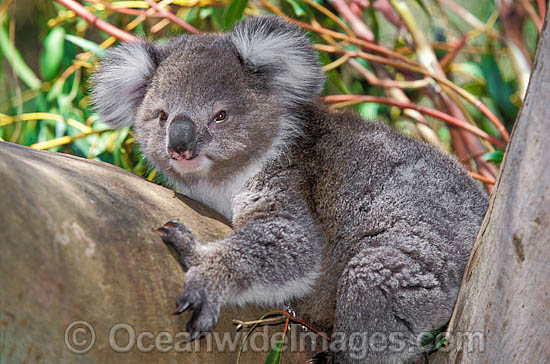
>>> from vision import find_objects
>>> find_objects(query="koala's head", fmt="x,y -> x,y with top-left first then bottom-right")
92,16 -> 324,181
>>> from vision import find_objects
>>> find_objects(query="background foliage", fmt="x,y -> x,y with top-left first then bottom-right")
0,0 -> 543,189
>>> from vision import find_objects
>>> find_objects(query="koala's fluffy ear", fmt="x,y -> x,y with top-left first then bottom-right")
92,41 -> 162,128
230,16 -> 324,105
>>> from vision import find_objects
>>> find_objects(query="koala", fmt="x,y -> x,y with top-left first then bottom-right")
92,16 -> 488,364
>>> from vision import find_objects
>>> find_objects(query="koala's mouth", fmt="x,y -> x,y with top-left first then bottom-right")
168,153 -> 210,173
168,148 -> 196,161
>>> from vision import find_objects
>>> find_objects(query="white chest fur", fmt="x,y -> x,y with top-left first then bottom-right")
174,160 -> 264,221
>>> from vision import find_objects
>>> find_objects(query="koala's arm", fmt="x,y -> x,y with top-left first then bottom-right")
159,173 -> 322,338
206,187 -> 322,304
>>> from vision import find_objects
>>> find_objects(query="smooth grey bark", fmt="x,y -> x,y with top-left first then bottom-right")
0,142 -> 313,363
430,10 -> 550,364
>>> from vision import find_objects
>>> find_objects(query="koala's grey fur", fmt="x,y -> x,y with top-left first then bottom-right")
92,16 -> 488,364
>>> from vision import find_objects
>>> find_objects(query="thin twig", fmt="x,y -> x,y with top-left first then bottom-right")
301,0 -> 354,37
468,171 -> 496,185
322,54 -> 351,72
87,0 -> 164,17
438,0 -> 501,40
324,94 -> 505,149
439,34 -> 469,69
519,0 -> 543,33
370,63 -> 446,150
315,44 -> 509,143
232,316 -> 288,330
373,0 -> 404,28
143,0 -> 199,34
256,0 -> 421,68
397,42 -> 506,56
54,0 -> 138,41
328,0 -> 374,41
273,310 -> 331,341
348,59 -> 430,89
537,0 -> 546,21
30,129 -> 113,150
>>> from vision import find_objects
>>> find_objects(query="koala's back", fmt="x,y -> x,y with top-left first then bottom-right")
287,105 -> 487,361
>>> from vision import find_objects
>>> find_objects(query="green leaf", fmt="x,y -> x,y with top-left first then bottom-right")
199,7 -> 213,20
437,125 -> 451,147
429,336 -> 448,354
366,2 -> 379,42
481,54 -> 518,123
223,0 -> 249,30
478,97 -> 504,137
55,118 -> 67,138
186,7 -> 201,24
419,330 -> 436,347
58,68 -> 82,111
46,78 -> 65,102
284,0 -> 306,17
454,61 -> 484,81
41,27 -> 66,81
319,52 -> 349,94
0,17 -> 41,89
65,34 -> 106,57
482,151 -> 504,163
358,102 -> 380,120
264,339 -> 284,364
462,81 -> 484,97
210,6 -> 225,29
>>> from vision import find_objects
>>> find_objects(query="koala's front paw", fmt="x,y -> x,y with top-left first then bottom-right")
173,268 -> 221,342
156,220 -> 198,271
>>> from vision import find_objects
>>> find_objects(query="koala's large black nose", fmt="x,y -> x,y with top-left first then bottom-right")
168,117 -> 197,160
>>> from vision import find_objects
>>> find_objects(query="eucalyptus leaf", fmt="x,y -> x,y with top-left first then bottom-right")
481,54 -> 518,123
65,34 -> 106,57
0,18 -> 41,89
284,0 -> 306,17
264,340 -> 284,364
223,0 -> 249,30
359,102 -> 381,120
482,151 -> 504,163
41,27 -> 65,81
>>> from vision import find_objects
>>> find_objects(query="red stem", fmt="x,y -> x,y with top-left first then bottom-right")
439,34 -> 469,68
88,0 -> 164,17
373,0 -> 403,28
469,171 -> 496,185
324,94 -> 505,149
328,0 -> 374,42
55,0 -> 138,42
537,0 -> 546,21
143,0 -> 199,34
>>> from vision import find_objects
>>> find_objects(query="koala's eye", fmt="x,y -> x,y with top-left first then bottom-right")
213,111 -> 227,123
158,110 -> 168,122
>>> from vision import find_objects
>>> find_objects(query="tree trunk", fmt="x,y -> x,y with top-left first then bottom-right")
430,10 -> 550,364
0,142 -> 313,363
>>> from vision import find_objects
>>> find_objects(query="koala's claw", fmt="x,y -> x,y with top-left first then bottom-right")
173,272 -> 221,342
155,226 -> 170,234
173,301 -> 192,315
156,220 -> 193,242
163,220 -> 180,228
181,305 -> 218,342
182,330 -> 201,343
